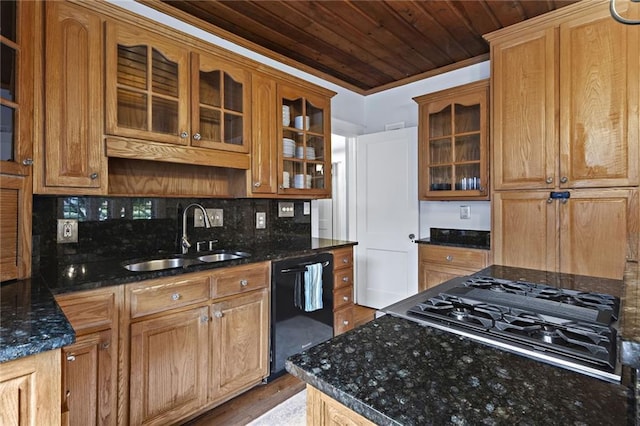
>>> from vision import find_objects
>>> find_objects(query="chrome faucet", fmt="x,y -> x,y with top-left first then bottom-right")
181,203 -> 211,254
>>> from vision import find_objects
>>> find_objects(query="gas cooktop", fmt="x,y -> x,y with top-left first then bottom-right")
383,275 -> 621,383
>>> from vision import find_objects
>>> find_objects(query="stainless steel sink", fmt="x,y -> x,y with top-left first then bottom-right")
197,251 -> 251,263
122,251 -> 250,272
123,257 -> 188,272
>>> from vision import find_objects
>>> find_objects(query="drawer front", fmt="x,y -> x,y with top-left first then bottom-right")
212,262 -> 270,298
56,290 -> 116,333
333,286 -> 353,310
334,306 -> 354,335
332,247 -> 353,271
420,245 -> 488,269
334,268 -> 353,290
129,276 -> 210,319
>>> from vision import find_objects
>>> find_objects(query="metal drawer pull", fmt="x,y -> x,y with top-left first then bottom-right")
90,172 -> 98,180
22,158 -> 33,166
342,258 -> 349,264
446,255 -> 453,262
66,355 -> 76,362
342,320 -> 349,325
180,131 -> 189,138
546,177 -> 553,184
171,293 -> 181,301
342,277 -> 349,282
240,279 -> 248,287
560,176 -> 568,183
193,133 -> 202,141
343,296 -> 349,302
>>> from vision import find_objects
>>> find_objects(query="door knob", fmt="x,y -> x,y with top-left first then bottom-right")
408,233 -> 415,241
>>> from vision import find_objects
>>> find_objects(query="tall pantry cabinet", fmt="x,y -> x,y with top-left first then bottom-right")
486,0 -> 639,279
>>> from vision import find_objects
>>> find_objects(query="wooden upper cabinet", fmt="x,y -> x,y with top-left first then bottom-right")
39,1 -> 106,193
191,52 -> 251,153
105,23 -> 251,155
559,8 -> 639,189
488,1 -> 639,190
250,73 -> 278,194
106,22 -> 190,145
278,84 -> 332,197
1,0 -> 34,281
489,27 -> 556,191
414,80 -> 489,200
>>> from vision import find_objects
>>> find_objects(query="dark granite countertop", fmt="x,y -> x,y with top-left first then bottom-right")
287,314 -> 632,425
286,264 -> 636,425
0,278 -> 75,363
1,238 -> 356,363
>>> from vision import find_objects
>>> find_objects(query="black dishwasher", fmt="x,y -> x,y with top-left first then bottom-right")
268,252 -> 334,381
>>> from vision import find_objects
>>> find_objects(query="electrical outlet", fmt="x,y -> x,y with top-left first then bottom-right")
460,205 -> 471,220
207,208 -> 223,227
194,211 -> 207,227
278,202 -> 294,218
57,219 -> 78,243
303,202 -> 310,215
256,212 -> 266,229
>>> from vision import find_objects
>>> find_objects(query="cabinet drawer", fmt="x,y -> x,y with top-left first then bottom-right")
334,268 -> 353,289
332,247 -> 353,271
333,286 -> 353,310
212,262 -> 270,298
56,290 -> 116,333
129,275 -> 210,319
334,306 -> 353,335
420,245 -> 488,269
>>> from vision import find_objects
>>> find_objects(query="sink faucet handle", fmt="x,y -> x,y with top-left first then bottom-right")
181,236 -> 192,252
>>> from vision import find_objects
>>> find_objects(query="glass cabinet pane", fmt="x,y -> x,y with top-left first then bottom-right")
306,100 -> 323,133
117,89 -> 147,130
1,0 -> 16,41
455,164 -> 482,190
1,44 -> 16,101
0,104 -> 15,161
454,104 -> 480,133
429,105 -> 451,138
455,134 -> 480,162
429,166 -> 452,190
117,45 -> 147,89
199,108 -> 220,141
151,97 -> 178,134
224,113 -> 242,145
224,73 -> 242,112
151,49 -> 178,97
199,70 -> 221,108
429,138 -> 451,164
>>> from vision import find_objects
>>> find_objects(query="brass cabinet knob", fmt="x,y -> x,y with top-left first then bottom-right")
90,172 -> 98,180
546,177 -> 553,184
560,176 -> 568,183
240,279 -> 248,287
193,133 -> 202,141
180,131 -> 189,139
446,255 -> 453,262
171,293 -> 181,301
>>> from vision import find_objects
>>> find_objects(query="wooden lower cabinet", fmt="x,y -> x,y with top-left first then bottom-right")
331,247 -> 355,335
209,289 -> 269,403
55,287 -> 119,426
126,262 -> 270,425
0,349 -> 61,426
129,306 -> 209,425
419,244 -> 490,291
307,385 -> 375,426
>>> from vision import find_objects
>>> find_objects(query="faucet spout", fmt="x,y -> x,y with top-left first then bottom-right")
181,203 -> 211,254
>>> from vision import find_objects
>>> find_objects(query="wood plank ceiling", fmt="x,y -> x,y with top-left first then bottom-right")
143,0 -> 581,95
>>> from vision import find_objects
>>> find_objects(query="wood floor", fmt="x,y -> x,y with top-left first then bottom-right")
183,304 -> 376,426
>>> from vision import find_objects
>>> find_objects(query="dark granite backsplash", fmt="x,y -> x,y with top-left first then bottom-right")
32,195 -> 311,267
429,227 -> 490,249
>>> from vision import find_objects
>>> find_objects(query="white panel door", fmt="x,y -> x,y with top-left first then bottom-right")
355,127 -> 419,308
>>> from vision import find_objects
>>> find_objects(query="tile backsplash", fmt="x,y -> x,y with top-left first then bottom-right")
32,196 -> 311,266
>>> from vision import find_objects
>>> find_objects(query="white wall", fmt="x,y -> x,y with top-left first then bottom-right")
363,62 -> 490,134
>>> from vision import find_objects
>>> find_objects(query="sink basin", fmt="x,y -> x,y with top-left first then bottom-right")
197,251 -> 251,263
122,251 -> 251,272
123,257 -> 188,272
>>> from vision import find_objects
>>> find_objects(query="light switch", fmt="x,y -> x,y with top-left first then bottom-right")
278,202 -> 294,218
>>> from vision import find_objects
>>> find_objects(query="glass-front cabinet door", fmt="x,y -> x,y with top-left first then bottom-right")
106,23 -> 190,145
414,80 -> 489,200
278,85 -> 331,196
191,53 -> 250,153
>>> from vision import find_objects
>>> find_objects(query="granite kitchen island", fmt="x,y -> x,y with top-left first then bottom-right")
286,265 -> 636,425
